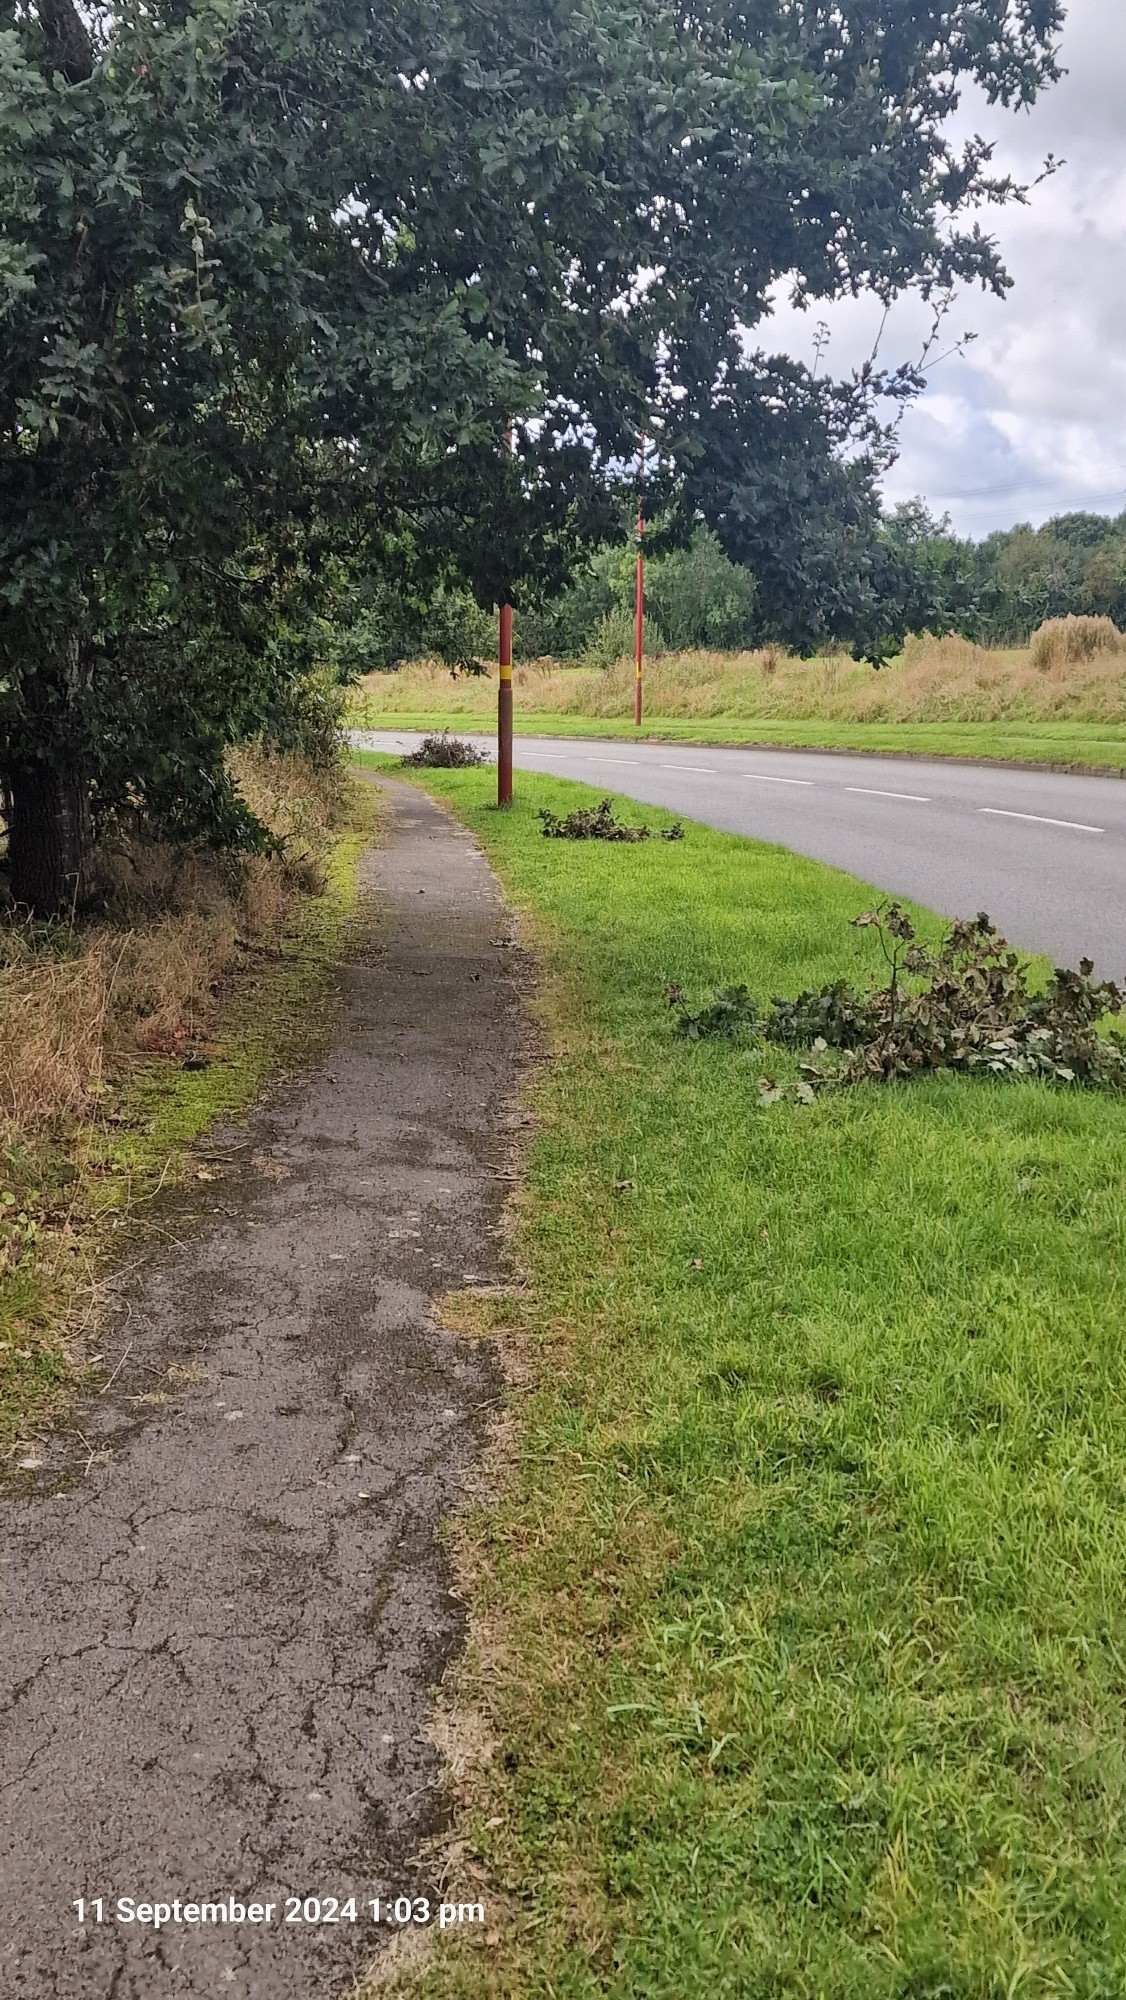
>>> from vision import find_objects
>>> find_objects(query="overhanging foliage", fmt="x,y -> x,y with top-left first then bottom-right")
1,0 -> 1063,903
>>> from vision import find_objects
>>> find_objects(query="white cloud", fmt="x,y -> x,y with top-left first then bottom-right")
760,0 -> 1126,538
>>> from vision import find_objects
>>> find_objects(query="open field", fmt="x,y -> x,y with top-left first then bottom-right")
348,634 -> 1126,770
356,755 -> 1126,1999
0,756 -> 375,1451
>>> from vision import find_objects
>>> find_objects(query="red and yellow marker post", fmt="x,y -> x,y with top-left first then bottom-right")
497,599 -> 514,807
634,434 -> 646,727
497,421 -> 516,806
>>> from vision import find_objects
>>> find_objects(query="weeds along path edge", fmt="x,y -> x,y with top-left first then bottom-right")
1,772 -> 379,1455
368,761 -> 1126,2000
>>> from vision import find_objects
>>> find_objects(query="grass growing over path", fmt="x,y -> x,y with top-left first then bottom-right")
359,758 -> 1126,1999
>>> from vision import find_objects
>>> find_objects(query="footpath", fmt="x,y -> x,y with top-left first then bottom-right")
0,777 -> 526,1999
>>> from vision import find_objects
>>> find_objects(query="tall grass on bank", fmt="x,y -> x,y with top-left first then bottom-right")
1029,614 -> 1126,673
348,620 -> 1126,730
1,749 -> 340,1139
364,761 -> 1126,2000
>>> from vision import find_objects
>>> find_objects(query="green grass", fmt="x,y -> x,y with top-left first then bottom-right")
354,709 -> 1126,770
361,758 -> 1126,1999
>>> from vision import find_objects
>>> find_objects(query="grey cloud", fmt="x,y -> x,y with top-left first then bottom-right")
762,0 -> 1126,537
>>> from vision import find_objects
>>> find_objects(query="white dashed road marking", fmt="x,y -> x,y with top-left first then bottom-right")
745,773 -> 815,787
846,787 -> 931,803
979,808 -> 1105,835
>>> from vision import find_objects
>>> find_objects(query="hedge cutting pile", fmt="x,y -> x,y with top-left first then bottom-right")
669,905 -> 1126,1097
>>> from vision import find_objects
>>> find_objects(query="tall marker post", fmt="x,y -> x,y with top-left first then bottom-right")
498,422 -> 515,806
497,598 -> 513,806
634,434 -> 646,727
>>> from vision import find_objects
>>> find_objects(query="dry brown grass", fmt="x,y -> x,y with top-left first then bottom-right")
0,745 -> 342,1149
350,622 -> 1126,727
1028,614 -> 1126,672
229,745 -> 343,892
0,926 -> 115,1139
0,743 -> 360,1450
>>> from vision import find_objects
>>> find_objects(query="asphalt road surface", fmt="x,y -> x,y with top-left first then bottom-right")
354,732 -> 1126,976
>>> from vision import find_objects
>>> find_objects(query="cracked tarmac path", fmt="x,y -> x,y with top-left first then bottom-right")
0,778 -> 527,1999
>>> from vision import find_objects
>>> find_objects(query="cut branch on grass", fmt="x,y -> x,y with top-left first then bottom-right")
400,734 -> 488,770
538,797 -> 684,842
671,903 -> 1126,1094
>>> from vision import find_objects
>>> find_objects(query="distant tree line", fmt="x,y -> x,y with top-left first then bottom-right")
899,505 -> 1126,645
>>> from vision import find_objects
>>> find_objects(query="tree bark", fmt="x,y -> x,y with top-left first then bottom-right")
3,758 -> 93,912
35,0 -> 95,84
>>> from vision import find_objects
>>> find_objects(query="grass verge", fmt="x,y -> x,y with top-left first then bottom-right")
1,764 -> 377,1452
351,710 -> 1126,771
359,757 -> 1126,1999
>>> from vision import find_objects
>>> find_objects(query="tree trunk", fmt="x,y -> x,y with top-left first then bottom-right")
3,758 -> 93,912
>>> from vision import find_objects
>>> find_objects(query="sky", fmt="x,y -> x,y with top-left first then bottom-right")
761,0 -> 1126,542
